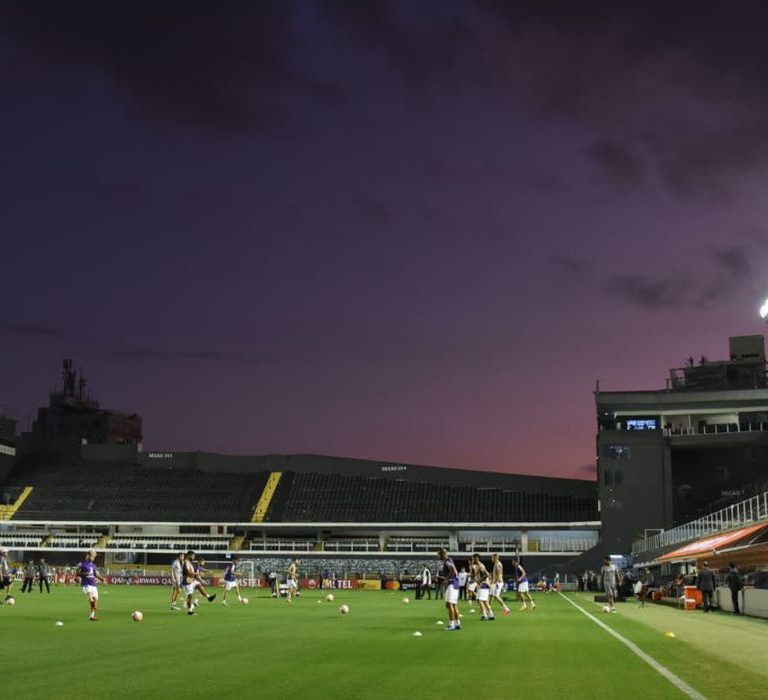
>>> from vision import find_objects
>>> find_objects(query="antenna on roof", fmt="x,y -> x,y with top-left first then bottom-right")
78,368 -> 87,401
62,359 -> 76,397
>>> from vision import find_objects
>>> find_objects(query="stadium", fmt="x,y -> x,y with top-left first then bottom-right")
2,339 -> 767,698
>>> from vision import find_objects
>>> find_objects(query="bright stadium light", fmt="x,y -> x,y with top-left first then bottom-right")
760,298 -> 768,320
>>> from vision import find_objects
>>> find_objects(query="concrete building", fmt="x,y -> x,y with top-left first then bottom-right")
596,334 -> 768,554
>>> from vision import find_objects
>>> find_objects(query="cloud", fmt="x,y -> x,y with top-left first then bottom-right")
586,139 -> 646,188
0,0 -> 335,132
354,194 -> 395,228
600,243 -> 759,310
604,274 -> 692,310
322,0 -> 475,89
0,318 -> 246,362
321,1 -> 768,196
104,349 -> 245,362
551,256 -> 591,280
700,245 -> 753,303
712,245 -> 750,276
0,321 -> 65,337
5,2 -> 768,191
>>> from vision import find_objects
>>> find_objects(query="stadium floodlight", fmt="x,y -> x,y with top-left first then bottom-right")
760,298 -> 768,320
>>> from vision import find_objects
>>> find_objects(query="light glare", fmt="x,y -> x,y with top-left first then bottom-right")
760,299 -> 768,319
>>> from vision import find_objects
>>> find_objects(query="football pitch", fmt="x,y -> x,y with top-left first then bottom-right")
2,587 -> 766,699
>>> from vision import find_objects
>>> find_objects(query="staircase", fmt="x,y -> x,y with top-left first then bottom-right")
0,486 -> 33,521
251,472 -> 283,523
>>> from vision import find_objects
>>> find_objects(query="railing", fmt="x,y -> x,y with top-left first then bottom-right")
663,423 -> 768,436
632,491 -> 768,556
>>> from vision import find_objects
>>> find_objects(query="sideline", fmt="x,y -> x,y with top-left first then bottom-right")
559,592 -> 706,700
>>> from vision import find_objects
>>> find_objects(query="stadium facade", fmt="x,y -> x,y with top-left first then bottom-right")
1,359 -> 600,576
4,336 -> 767,575
596,334 -> 768,555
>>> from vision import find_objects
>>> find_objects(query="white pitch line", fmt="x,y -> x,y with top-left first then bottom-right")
559,593 -> 706,700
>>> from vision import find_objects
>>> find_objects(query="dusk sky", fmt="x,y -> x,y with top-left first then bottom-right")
2,1 -> 768,480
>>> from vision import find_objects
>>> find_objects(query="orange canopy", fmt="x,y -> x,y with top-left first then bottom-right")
657,522 -> 768,562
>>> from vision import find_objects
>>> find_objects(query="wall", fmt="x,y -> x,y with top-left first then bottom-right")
136,449 -> 598,501
598,429 -> 671,554
717,585 -> 768,619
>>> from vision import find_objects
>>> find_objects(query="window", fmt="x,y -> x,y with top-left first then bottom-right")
626,418 -> 658,430
603,445 -> 631,460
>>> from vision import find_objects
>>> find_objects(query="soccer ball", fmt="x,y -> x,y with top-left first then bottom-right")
339,604 -> 349,615
402,597 -> 410,604
240,597 -> 249,605
325,593 -> 335,602
602,605 -> 611,613
6,597 -> 15,606
131,611 -> 143,622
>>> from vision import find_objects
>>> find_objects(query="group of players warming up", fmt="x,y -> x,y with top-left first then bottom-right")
45,547 -> 541,625
438,549 -> 535,630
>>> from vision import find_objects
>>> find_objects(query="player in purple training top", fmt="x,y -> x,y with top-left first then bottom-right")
221,555 -> 243,606
75,549 -> 106,621
437,548 -> 461,631
513,557 -> 536,612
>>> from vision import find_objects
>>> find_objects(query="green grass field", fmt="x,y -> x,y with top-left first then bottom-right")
2,586 -> 766,699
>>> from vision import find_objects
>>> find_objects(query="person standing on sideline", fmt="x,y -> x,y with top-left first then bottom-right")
75,549 -> 105,621
420,565 -> 432,600
697,561 -> 717,612
437,549 -> 461,631
600,556 -> 621,613
37,559 -> 51,593
725,562 -> 743,614
490,553 -> 511,615
22,559 -> 36,593
457,566 -> 468,600
170,552 -> 184,610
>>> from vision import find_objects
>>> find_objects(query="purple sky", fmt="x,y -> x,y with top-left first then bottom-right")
2,1 -> 768,480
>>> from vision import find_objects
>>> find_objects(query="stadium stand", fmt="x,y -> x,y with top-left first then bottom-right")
0,486 -> 33,520
3,461 -> 270,521
2,461 -> 598,526
323,537 -> 380,552
385,537 -> 449,552
246,556 -> 438,578
0,531 -> 45,548
107,534 -> 231,551
248,537 -> 316,552
460,538 -> 519,553
268,471 -> 598,522
48,533 -> 101,548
